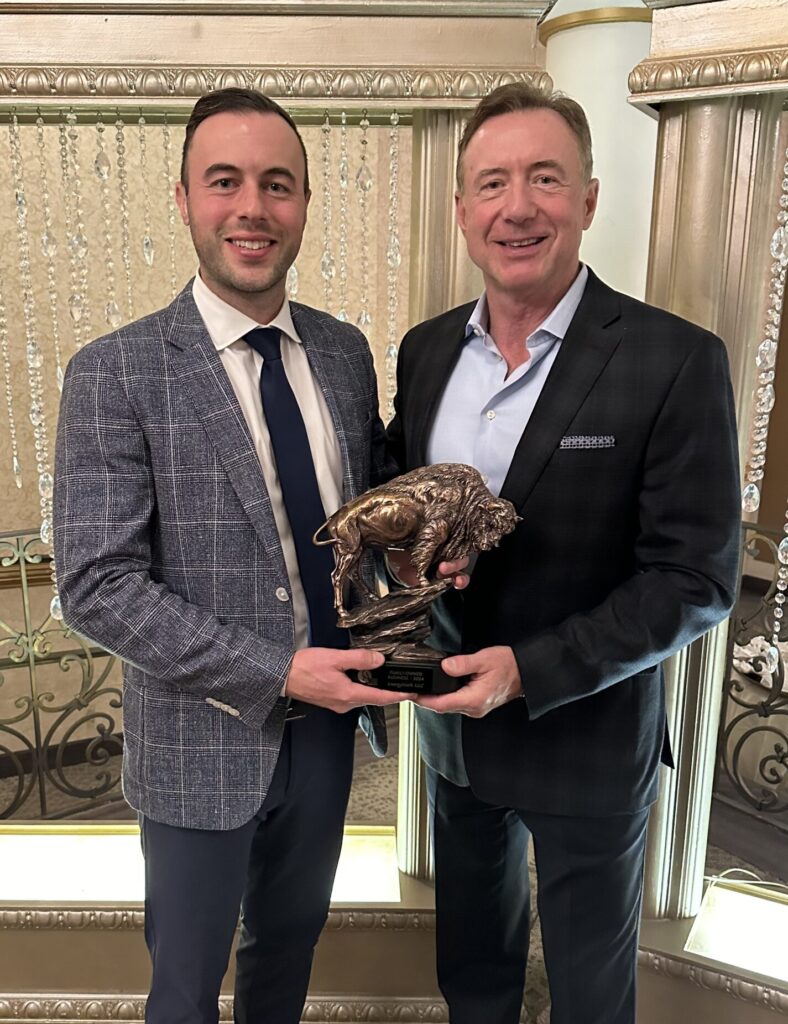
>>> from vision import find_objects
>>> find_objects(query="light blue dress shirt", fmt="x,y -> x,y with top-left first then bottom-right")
419,265 -> 589,787
427,265 -> 589,495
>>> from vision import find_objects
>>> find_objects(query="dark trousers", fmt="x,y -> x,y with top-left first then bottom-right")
140,708 -> 359,1024
428,769 -> 650,1024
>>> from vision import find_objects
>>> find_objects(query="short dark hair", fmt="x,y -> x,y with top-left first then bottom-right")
456,82 -> 594,190
180,87 -> 310,194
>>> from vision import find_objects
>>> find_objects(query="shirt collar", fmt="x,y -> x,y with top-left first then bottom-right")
192,272 -> 301,352
465,264 -> 589,346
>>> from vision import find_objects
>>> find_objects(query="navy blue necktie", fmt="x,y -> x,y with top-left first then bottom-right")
245,327 -> 346,649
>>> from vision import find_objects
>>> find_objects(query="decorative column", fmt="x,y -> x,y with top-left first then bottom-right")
398,76 -> 557,876
408,109 -> 483,322
399,107 -> 489,879
629,0 -> 788,918
645,94 -> 787,471
540,0 -> 656,299
643,625 -> 732,918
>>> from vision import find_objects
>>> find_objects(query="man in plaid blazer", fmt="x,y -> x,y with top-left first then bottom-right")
54,89 -> 407,1024
387,85 -> 741,1024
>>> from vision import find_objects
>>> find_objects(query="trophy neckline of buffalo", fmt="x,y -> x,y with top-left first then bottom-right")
313,464 -> 520,693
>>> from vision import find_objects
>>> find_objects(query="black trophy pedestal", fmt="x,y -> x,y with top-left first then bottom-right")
341,581 -> 467,695
355,658 -> 465,695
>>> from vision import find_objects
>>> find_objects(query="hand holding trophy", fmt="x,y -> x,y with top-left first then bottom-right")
313,464 -> 519,694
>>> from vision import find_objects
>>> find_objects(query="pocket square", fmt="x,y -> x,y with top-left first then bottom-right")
559,434 -> 616,450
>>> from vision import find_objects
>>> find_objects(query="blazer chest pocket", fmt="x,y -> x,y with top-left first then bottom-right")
549,433 -> 623,477
559,434 -> 616,450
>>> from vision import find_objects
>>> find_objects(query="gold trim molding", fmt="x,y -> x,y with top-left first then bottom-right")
2,959 -> 786,1019
629,48 -> 788,104
637,950 -> 788,1013
0,0 -> 548,13
539,6 -> 651,45
0,995 -> 449,1022
0,906 -> 436,931
0,65 -> 552,107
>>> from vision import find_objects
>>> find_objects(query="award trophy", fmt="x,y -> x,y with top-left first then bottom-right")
313,463 -> 519,695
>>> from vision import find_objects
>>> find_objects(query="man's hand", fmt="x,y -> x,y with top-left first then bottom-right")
414,646 -> 522,718
285,647 -> 410,713
387,550 -> 471,590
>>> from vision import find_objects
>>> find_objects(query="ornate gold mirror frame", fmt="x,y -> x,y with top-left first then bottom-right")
0,0 -> 551,881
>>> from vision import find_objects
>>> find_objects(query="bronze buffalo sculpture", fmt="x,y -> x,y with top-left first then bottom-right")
314,463 -> 520,617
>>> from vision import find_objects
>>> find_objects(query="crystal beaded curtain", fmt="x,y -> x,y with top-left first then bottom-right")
0,111 -> 412,571
741,147 -> 788,677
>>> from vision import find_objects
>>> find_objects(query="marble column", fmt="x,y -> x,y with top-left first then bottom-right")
637,86 -> 788,918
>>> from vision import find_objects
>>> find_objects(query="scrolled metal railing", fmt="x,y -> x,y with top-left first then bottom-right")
717,523 -> 788,816
0,529 -> 122,818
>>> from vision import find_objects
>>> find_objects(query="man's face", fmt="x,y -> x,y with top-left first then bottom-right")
456,108 -> 599,308
176,111 -> 309,318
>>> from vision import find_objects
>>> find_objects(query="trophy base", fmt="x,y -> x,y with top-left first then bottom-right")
355,659 -> 465,695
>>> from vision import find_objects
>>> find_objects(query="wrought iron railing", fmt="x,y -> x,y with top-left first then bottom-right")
4,517 -> 784,823
717,522 -> 788,818
0,529 -> 122,818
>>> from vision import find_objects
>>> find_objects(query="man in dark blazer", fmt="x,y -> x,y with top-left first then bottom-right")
54,89 -> 407,1024
387,84 -> 741,1024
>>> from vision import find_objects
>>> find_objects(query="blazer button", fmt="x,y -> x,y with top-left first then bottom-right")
275,587 -> 290,602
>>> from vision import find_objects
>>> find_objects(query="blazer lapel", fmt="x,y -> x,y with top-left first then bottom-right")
166,286 -> 287,562
500,271 -> 624,511
412,304 -> 474,464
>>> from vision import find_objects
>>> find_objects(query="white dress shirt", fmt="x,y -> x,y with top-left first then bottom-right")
192,273 -> 343,652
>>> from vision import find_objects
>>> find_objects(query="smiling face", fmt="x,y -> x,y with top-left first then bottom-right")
175,110 -> 310,322
456,108 -> 599,314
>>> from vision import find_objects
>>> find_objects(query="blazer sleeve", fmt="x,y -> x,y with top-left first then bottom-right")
515,332 -> 742,719
53,348 -> 291,730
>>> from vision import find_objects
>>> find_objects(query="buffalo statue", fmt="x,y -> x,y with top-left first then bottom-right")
314,463 -> 520,615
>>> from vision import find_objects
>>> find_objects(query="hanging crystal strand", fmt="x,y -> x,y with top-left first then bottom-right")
741,146 -> 788,517
96,117 -> 122,330
320,111 -> 335,310
384,110 -> 401,420
58,117 -> 84,350
336,111 -> 350,322
0,279 -> 22,488
35,116 -> 65,390
9,114 -> 59,616
773,503 -> 788,677
745,145 -> 788,677
115,117 -> 135,319
161,115 -> 180,299
287,263 -> 299,301
355,110 -> 373,337
65,111 -> 92,344
138,115 -> 156,268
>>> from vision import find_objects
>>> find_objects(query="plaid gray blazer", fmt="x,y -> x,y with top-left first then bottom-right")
54,284 -> 390,830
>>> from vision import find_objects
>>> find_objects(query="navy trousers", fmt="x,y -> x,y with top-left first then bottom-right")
428,769 -> 650,1024
140,708 -> 359,1024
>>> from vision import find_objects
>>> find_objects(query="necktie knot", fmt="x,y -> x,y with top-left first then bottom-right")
245,327 -> 282,363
